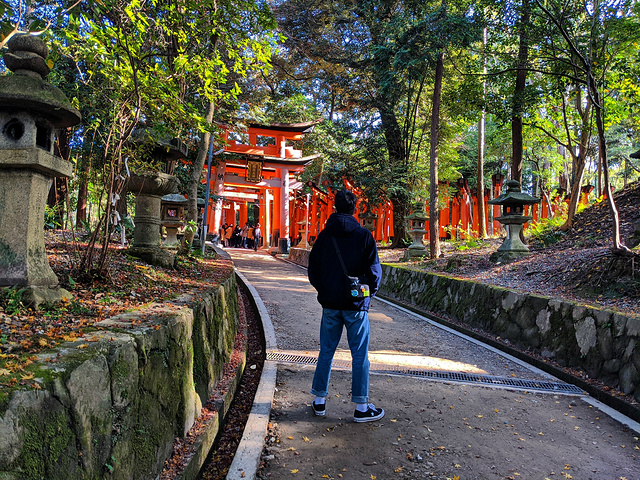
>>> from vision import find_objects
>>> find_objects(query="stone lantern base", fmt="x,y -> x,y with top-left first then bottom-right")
403,247 -> 429,260
127,246 -> 177,269
489,220 -> 530,264
162,221 -> 183,247
403,228 -> 428,260
489,250 -> 530,264
21,286 -> 73,310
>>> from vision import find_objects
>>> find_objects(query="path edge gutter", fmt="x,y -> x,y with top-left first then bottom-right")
226,269 -> 278,480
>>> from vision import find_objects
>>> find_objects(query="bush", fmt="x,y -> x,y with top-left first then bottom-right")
527,216 -> 565,247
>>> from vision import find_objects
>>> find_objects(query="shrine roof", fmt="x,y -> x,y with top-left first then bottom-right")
224,152 -> 321,167
246,119 -> 323,133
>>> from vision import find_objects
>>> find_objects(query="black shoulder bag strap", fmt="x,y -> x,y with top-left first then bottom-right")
331,236 -> 350,277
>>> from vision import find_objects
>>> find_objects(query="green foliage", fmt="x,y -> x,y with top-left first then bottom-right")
0,286 -> 26,315
184,220 -> 198,237
454,237 -> 485,251
44,205 -> 62,230
527,216 -> 566,248
40,299 -> 93,319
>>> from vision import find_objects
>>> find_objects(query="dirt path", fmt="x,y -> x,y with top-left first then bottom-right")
229,248 -> 640,480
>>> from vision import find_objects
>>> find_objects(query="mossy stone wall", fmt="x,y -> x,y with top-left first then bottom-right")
379,264 -> 640,401
0,273 -> 239,480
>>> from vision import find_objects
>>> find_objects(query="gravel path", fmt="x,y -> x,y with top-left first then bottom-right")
228,248 -> 640,480
229,248 -> 551,381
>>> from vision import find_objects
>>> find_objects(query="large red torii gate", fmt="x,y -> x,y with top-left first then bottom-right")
203,119 -> 322,251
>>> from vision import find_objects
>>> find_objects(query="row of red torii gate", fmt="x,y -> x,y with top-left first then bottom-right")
200,121 -> 594,250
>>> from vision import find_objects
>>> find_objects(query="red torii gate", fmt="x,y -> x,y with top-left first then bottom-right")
203,120 -> 322,251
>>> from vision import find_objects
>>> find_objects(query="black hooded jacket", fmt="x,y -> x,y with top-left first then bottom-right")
308,213 -> 382,311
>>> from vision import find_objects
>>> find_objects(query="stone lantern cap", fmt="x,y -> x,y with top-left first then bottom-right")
404,202 -> 429,221
488,180 -> 540,208
358,209 -> 379,220
131,129 -> 188,160
0,34 -> 81,128
161,193 -> 187,205
161,194 -> 186,226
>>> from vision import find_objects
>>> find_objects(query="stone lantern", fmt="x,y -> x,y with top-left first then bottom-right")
127,131 -> 187,267
0,34 -> 81,306
358,208 -> 378,233
488,179 -> 540,263
404,201 -> 429,260
128,171 -> 179,268
296,220 -> 309,248
161,193 -> 187,247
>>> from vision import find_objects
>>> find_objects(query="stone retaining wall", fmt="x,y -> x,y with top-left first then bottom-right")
287,247 -> 310,268
379,264 -> 640,400
0,273 -> 239,480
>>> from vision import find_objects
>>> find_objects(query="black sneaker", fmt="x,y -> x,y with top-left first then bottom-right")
353,404 -> 385,423
312,401 -> 326,416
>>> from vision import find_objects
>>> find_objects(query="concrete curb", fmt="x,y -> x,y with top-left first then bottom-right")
226,269 -> 278,480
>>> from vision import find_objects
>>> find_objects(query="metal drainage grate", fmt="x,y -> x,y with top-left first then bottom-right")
266,352 -> 584,395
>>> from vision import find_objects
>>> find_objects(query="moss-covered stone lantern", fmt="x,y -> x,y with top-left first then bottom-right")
0,34 -> 81,307
128,171 -> 179,268
488,179 -> 540,263
358,208 -> 379,232
127,131 -> 187,267
161,193 -> 187,247
404,201 -> 429,260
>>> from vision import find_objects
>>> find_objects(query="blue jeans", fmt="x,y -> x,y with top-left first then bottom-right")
311,308 -> 370,403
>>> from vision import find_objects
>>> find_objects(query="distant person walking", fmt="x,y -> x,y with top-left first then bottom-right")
225,224 -> 234,247
253,223 -> 262,251
241,222 -> 249,248
307,189 -> 384,423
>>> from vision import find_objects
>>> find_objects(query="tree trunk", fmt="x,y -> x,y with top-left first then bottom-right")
181,101 -> 216,254
477,27 -> 487,239
76,170 -> 89,226
511,0 -> 530,184
560,88 -> 591,231
559,160 -> 586,231
590,74 -> 629,254
379,107 -> 409,248
429,50 -> 445,259
48,127 -> 73,227
390,196 -> 407,247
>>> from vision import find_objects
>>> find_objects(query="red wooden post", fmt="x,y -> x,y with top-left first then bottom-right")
457,179 -> 471,237
471,188 -> 479,238
484,189 -> 490,235
580,185 -> 594,206
310,191 -> 318,239
440,196 -> 450,239
451,196 -> 460,239
387,201 -> 395,241
491,173 -> 504,234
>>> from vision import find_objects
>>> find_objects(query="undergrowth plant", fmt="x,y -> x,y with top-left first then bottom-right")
0,287 -> 27,315
527,215 -> 566,247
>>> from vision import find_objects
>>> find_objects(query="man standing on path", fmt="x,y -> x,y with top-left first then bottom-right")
307,189 -> 384,422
